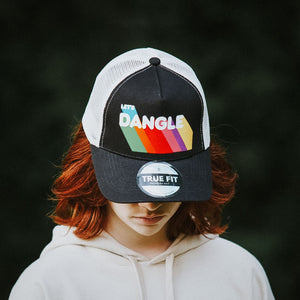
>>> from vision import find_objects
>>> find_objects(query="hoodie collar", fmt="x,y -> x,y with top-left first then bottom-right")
41,225 -> 217,264
41,225 -> 218,300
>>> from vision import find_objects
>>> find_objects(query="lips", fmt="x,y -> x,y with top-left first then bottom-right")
133,215 -> 164,225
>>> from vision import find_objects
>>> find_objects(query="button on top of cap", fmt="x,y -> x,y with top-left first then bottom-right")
149,57 -> 161,66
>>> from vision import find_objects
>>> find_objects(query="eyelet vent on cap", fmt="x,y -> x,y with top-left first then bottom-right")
149,57 -> 161,66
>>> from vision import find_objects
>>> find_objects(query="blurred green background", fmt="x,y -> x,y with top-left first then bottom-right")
1,0 -> 299,299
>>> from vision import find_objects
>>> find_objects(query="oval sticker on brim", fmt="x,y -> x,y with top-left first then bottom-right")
136,162 -> 182,198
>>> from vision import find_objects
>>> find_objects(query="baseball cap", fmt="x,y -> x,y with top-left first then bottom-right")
82,47 -> 212,203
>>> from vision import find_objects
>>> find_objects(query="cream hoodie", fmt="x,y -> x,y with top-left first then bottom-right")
9,225 -> 274,300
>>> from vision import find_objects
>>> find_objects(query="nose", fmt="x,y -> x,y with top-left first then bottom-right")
138,202 -> 162,211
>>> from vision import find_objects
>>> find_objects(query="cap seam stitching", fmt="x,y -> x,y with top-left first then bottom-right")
100,65 -> 152,147
159,65 -> 205,149
93,144 -> 197,162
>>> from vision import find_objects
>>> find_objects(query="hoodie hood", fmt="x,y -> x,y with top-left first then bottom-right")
40,226 -> 217,300
41,225 -> 216,264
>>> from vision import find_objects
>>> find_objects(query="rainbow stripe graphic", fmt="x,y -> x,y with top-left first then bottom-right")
119,105 -> 193,154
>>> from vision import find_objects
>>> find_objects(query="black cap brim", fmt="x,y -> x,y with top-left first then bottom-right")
90,145 -> 212,203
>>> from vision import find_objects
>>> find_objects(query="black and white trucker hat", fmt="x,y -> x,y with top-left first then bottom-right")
82,48 -> 212,203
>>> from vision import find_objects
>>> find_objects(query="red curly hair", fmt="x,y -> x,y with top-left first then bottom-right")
50,123 -> 237,240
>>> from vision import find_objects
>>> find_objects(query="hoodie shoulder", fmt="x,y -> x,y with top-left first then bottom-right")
183,235 -> 267,271
174,235 -> 274,300
9,257 -> 47,300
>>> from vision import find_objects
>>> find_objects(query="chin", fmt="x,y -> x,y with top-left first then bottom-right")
133,225 -> 163,237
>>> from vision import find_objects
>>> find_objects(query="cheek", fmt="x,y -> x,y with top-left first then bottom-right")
108,202 -> 132,221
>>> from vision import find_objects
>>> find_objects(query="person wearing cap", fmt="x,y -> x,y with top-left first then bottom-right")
9,48 -> 275,300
